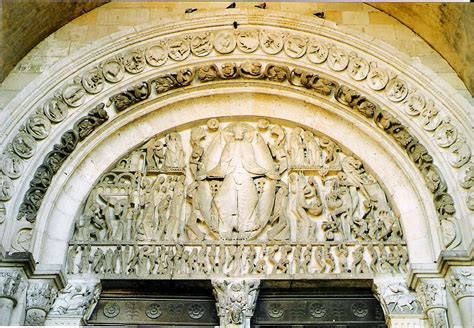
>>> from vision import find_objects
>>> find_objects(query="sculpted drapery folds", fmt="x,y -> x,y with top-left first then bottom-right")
67,119 -> 409,278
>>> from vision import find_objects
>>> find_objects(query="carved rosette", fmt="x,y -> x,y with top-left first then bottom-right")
212,279 -> 260,327
447,267 -> 474,302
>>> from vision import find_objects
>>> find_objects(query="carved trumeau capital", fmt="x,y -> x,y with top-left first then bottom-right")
212,279 -> 260,328
447,267 -> 474,302
0,270 -> 22,301
373,279 -> 422,316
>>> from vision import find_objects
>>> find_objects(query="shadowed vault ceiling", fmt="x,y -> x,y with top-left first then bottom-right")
0,1 -> 473,95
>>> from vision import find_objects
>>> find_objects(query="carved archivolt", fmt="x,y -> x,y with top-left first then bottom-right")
1,25 -> 470,255
11,61 -> 463,255
66,118 -> 409,279
102,62 -> 461,251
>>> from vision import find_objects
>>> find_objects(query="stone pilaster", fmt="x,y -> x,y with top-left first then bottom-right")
25,281 -> 57,326
0,270 -> 23,325
373,278 -> 425,328
212,279 -> 260,328
416,279 -> 449,328
446,267 -> 473,328
45,281 -> 101,326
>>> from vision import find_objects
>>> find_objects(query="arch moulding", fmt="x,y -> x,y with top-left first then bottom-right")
0,9 -> 472,328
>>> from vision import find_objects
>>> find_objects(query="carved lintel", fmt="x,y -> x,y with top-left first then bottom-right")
416,279 -> 449,328
212,279 -> 260,328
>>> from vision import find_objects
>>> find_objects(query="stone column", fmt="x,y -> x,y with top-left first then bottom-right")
416,279 -> 449,328
373,278 -> 426,328
212,279 -> 260,328
446,267 -> 473,328
25,281 -> 57,325
0,270 -> 22,325
45,281 -> 101,326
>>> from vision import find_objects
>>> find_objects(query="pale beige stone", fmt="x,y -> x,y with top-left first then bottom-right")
342,11 -> 370,25
96,8 -> 149,26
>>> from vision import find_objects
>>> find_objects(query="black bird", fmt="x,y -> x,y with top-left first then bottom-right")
313,11 -> 325,19
227,2 -> 236,9
185,8 -> 198,14
255,3 -> 266,9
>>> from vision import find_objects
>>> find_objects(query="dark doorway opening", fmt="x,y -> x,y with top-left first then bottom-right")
87,279 -> 385,327
252,280 -> 386,328
88,280 -> 219,327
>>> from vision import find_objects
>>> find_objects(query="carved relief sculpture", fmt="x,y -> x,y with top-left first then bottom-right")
66,119 -> 408,280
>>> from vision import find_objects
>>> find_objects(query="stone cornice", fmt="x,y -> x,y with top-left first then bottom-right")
0,246 -> 67,291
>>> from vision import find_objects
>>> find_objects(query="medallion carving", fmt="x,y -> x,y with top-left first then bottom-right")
62,82 -> 86,107
123,50 -> 146,74
327,46 -> 349,71
168,38 -> 191,61
236,30 -> 259,53
385,78 -> 408,102
1,153 -> 23,179
367,64 -> 389,91
145,43 -> 168,67
43,97 -> 68,123
306,40 -> 329,64
260,31 -> 284,55
26,114 -> 51,140
284,35 -> 307,58
12,132 -> 36,159
214,31 -> 236,54
348,55 -> 370,81
102,58 -> 125,83
191,32 -> 213,57
82,67 -> 105,94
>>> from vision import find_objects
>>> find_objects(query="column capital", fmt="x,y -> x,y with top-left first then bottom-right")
446,267 -> 474,302
212,279 -> 260,328
0,269 -> 23,303
24,281 -> 58,325
415,278 -> 449,328
373,278 -> 422,317
46,281 -> 101,325
415,279 -> 447,311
